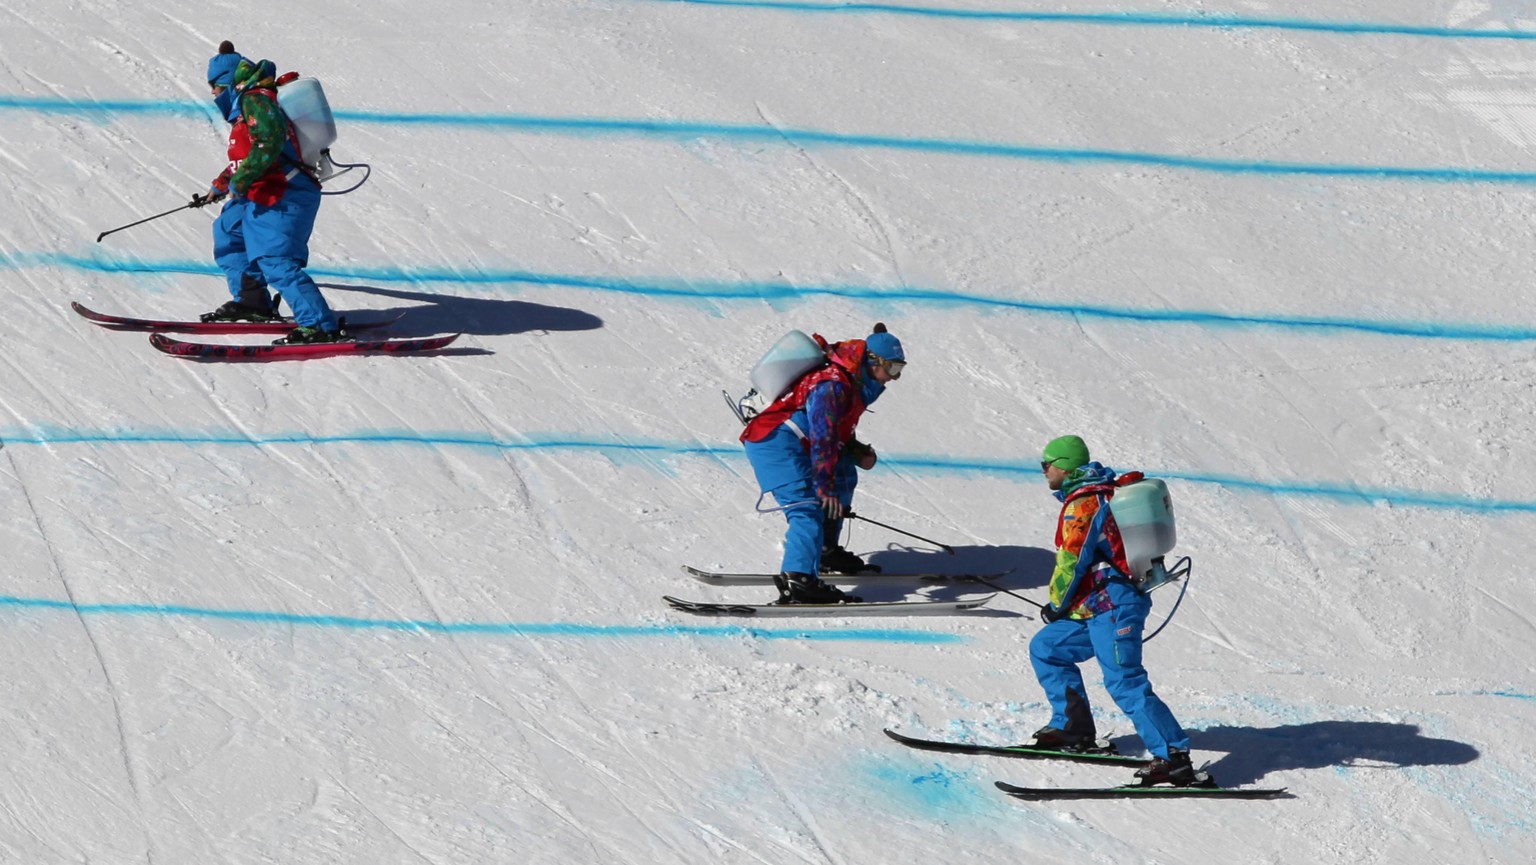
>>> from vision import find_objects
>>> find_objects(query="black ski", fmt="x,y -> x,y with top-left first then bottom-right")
995,780 -> 1289,800
883,728 -> 1143,766
662,594 -> 994,617
682,565 -> 1007,586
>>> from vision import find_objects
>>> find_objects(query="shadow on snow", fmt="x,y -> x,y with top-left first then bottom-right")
1180,721 -> 1480,786
321,282 -> 604,338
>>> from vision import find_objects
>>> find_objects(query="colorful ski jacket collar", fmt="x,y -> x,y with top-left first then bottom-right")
1054,461 -> 1118,503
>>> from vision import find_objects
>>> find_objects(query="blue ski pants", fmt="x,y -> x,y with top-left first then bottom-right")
1029,579 -> 1190,759
744,427 -> 862,574
212,184 -> 337,330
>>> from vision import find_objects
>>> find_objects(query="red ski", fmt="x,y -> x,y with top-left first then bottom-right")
149,332 -> 460,360
72,301 -> 402,334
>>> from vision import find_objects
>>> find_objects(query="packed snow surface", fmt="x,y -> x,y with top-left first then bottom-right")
2,1 -> 1534,862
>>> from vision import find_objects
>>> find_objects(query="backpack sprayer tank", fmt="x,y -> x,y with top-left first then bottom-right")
1108,478 -> 1179,591
277,77 -> 339,181
726,331 -> 828,425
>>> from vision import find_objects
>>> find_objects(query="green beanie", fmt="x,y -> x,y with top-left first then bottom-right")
1041,435 -> 1090,472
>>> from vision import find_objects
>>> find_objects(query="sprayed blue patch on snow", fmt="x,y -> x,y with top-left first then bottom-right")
4,100 -> 1536,183
5,426 -> 1535,517
20,251 -> 1536,342
0,594 -> 962,644
639,1 -> 1536,42
860,756 -> 998,817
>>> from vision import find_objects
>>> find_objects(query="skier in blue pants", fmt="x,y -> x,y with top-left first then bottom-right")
194,53 -> 341,341
740,325 -> 905,603
193,41 -> 272,321
1030,434 -> 1197,786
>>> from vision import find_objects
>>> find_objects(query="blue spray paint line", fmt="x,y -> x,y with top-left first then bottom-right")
19,251 -> 1536,342
0,94 -> 212,119
903,459 -> 1536,515
0,425 -> 742,457
643,0 -> 1536,42
4,97 -> 1536,184
0,594 -> 962,644
1461,690 -> 1536,703
332,111 -> 1536,184
1154,470 -> 1536,514
4,426 -> 1534,516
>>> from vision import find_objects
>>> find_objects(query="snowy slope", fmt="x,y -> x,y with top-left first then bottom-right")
3,1 -> 1535,862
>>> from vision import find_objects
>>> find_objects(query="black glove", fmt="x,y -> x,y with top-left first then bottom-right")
1039,602 -> 1063,623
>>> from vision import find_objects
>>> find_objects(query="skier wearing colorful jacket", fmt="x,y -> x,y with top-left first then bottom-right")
194,55 -> 341,342
740,324 -> 905,604
1029,435 -> 1197,787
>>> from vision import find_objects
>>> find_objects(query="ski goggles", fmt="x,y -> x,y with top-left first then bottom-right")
870,353 -> 906,379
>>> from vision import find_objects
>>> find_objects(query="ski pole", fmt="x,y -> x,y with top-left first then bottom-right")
96,199 -> 208,243
845,511 -> 955,555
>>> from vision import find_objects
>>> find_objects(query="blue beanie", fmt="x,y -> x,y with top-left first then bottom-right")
207,41 -> 245,87
865,322 -> 904,362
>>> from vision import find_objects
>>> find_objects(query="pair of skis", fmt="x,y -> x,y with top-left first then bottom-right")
664,565 -> 1006,616
884,729 -> 1289,800
73,302 -> 460,359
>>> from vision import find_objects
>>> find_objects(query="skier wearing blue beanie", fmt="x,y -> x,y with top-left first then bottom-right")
191,47 -> 342,341
740,323 -> 906,604
192,40 -> 277,324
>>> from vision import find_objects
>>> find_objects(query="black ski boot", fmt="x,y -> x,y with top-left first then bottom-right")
201,276 -> 279,322
1030,725 -> 1099,753
273,325 -> 350,345
201,299 -> 280,323
819,544 -> 874,575
1133,749 -> 1200,787
772,572 -> 862,605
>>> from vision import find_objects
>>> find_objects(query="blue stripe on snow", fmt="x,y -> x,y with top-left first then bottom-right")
2,427 -> 1531,516
0,594 -> 962,644
3,97 -> 1536,183
19,252 -> 1536,342
640,1 -> 1536,42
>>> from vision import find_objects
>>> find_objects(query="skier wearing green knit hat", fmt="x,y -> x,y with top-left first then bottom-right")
1029,435 -> 1197,787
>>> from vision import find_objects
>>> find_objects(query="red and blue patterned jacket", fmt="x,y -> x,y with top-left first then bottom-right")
741,337 -> 871,498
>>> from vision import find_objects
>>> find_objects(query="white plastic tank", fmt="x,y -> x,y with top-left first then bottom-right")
277,77 -> 338,172
749,330 -> 827,401
1109,478 -> 1177,582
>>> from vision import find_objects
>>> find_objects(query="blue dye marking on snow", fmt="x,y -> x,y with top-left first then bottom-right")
4,98 -> 1536,183
4,426 -> 1534,517
1466,689 -> 1536,703
21,251 -> 1536,342
0,95 -> 211,119
863,758 -> 990,815
0,594 -> 961,644
642,1 -> 1536,42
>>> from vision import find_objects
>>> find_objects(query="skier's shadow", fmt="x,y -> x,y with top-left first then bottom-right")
844,544 -> 1054,613
319,282 -> 604,338
1167,721 -> 1480,786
